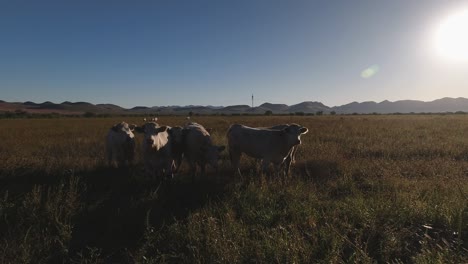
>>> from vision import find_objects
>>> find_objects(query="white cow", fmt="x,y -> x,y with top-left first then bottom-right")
183,122 -> 225,179
135,122 -> 175,180
227,124 -> 308,175
268,124 -> 301,175
106,122 -> 136,167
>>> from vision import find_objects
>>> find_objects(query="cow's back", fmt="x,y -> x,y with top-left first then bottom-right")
228,124 -> 284,159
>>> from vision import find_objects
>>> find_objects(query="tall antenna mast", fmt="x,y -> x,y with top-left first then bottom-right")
251,94 -> 254,108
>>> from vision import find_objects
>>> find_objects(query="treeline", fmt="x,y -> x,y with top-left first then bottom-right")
1,109 -> 468,119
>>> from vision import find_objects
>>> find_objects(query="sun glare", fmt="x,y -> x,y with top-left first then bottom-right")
434,9 -> 468,62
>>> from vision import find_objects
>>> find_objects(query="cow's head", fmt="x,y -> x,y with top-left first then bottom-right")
135,122 -> 168,147
282,124 -> 308,146
110,122 -> 136,143
168,126 -> 185,146
203,145 -> 226,169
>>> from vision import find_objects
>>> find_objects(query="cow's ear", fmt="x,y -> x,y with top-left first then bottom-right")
111,125 -> 119,132
167,127 -> 178,135
299,127 -> 309,134
129,124 -> 136,131
157,126 -> 168,133
217,146 -> 226,152
135,125 -> 145,133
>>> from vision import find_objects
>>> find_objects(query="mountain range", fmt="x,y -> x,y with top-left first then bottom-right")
2,97 -> 468,115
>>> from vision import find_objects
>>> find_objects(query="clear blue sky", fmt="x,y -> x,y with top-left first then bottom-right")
1,0 -> 467,108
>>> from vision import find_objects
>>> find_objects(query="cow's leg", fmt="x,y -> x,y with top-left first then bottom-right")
145,160 -> 156,179
165,160 -> 174,180
284,154 -> 292,177
229,148 -> 242,176
117,159 -> 124,169
291,146 -> 298,164
174,154 -> 183,173
171,160 -> 177,174
116,152 -> 125,168
154,164 -> 163,182
106,146 -> 113,167
277,160 -> 290,183
116,149 -> 128,168
126,149 -> 135,167
272,162 -> 283,182
188,160 -> 197,182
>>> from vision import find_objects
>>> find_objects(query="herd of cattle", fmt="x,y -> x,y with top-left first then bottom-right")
106,118 -> 309,179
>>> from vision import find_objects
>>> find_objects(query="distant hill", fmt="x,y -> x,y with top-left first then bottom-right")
288,101 -> 331,113
333,97 -> 468,114
131,106 -> 150,111
2,97 -> 468,115
220,105 -> 251,113
0,101 -> 128,115
23,101 -> 38,106
258,103 -> 289,112
96,104 -> 126,112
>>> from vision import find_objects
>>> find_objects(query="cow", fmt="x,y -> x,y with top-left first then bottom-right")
168,126 -> 185,172
106,122 -> 136,167
135,121 -> 175,180
182,122 -> 225,179
227,123 -> 308,176
268,124 -> 301,175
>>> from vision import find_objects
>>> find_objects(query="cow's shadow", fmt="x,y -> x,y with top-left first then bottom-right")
291,159 -> 341,184
0,163 -> 232,260
68,164 -> 231,259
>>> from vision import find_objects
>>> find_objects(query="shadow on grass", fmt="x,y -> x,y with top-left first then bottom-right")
71,165 -> 233,260
0,167 -> 72,195
0,164 -> 233,261
292,159 -> 341,184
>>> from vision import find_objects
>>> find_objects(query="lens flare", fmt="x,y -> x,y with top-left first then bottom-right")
361,65 -> 379,79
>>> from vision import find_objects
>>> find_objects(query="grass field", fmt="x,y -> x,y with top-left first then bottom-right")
0,115 -> 467,263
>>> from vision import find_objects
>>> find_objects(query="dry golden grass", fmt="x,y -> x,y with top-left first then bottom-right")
0,115 -> 467,263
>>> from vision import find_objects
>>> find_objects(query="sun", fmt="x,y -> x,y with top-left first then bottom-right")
434,9 -> 468,62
